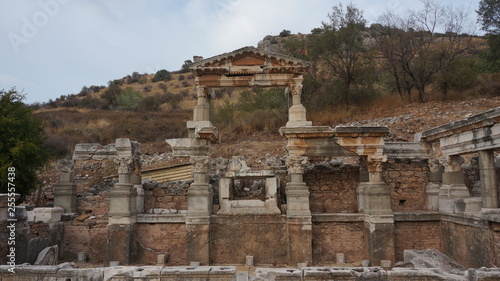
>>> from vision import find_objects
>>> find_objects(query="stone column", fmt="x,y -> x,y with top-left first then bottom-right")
285,156 -> 312,266
186,156 -> 212,265
53,159 -> 77,213
478,150 -> 499,209
286,77 -> 312,127
107,138 -> 139,265
193,86 -> 210,122
426,159 -> 443,211
361,156 -> 395,266
438,156 -> 470,213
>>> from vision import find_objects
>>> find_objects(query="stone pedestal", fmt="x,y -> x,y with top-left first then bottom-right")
285,156 -> 312,266
186,217 -> 210,265
478,150 -> 499,208
132,175 -> 144,214
107,223 -> 137,265
365,215 -> 395,266
186,156 -> 212,265
54,160 -> 77,213
360,182 -> 392,215
438,156 -> 470,214
438,172 -> 470,213
107,138 -> 140,265
425,159 -> 443,211
287,216 -> 312,266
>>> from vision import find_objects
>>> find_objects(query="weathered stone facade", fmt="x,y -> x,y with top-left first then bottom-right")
4,48 -> 500,279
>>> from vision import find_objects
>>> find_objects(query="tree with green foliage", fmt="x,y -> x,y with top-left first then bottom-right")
180,60 -> 193,73
101,82 -> 123,108
152,69 -> 172,82
477,0 -> 500,72
477,0 -> 500,34
279,29 -> 291,37
0,88 -> 50,199
116,87 -> 142,110
308,3 -> 375,107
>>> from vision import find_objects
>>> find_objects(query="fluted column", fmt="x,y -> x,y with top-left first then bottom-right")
478,150 -> 499,209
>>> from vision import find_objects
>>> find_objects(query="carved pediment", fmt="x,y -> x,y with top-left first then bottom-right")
190,46 -> 309,76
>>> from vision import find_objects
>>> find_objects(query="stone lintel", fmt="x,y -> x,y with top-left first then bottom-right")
279,126 -> 335,138
383,142 -> 431,159
393,211 -> 441,222
440,213 -> 490,228
73,143 -> 117,160
108,216 -> 137,225
136,214 -> 186,223
364,214 -> 395,224
439,123 -> 500,156
417,107 -> 500,143
333,126 -> 390,137
312,213 -> 365,222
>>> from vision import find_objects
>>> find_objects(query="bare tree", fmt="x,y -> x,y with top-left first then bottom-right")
375,1 -> 475,102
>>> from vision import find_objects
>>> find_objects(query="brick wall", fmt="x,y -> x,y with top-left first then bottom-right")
305,164 -> 359,213
394,221 -> 442,262
62,220 -> 108,263
383,159 -> 429,212
136,223 -> 187,265
312,222 -> 367,264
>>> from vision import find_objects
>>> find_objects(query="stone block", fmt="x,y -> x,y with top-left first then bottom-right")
253,268 -> 302,281
455,197 -> 482,214
157,254 -> 167,265
33,207 -> 63,223
246,256 -> 254,266
381,260 -> 392,268
336,253 -> 345,264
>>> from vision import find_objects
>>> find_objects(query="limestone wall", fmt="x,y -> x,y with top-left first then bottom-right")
305,164 -> 359,213
383,159 -> 429,212
312,221 -> 367,264
136,223 -> 187,265
394,221 -> 442,262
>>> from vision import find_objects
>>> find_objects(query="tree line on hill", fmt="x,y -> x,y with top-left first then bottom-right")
268,0 -> 499,110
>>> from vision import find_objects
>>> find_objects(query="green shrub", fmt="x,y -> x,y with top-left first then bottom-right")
116,87 -> 142,110
152,69 -> 172,82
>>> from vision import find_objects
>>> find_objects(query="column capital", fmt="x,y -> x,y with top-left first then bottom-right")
190,156 -> 210,174
438,155 -> 464,172
196,85 -> 208,98
57,159 -> 75,173
427,158 -> 444,173
115,157 -> 134,175
289,83 -> 303,96
286,156 -> 309,174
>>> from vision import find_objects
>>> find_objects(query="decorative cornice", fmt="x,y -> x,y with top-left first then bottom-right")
417,107 -> 500,142
190,46 -> 310,76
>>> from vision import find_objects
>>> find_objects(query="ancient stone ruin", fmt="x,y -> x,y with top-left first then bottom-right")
1,47 -> 500,280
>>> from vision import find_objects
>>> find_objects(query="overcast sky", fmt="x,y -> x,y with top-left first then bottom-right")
0,0 -> 482,104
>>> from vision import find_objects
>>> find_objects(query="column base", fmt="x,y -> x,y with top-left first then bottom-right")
360,182 -> 392,215
286,182 -> 311,216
